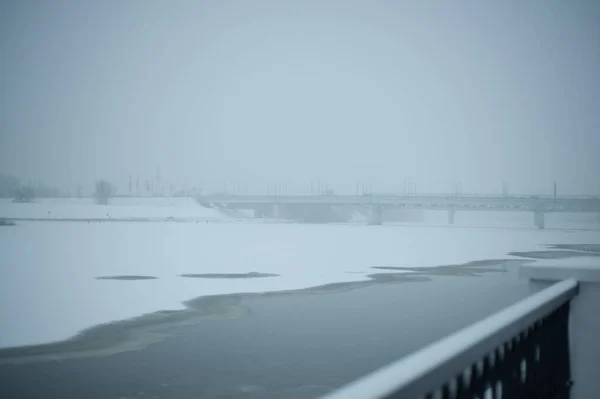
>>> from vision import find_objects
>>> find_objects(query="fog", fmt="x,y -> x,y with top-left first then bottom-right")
1,0 -> 600,195
2,4 -> 600,396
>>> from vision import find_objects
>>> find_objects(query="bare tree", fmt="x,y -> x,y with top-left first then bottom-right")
94,180 -> 115,205
75,183 -> 83,198
0,172 -> 20,198
13,186 -> 35,203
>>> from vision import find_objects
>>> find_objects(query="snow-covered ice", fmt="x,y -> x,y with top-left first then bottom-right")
0,197 -> 227,220
1,199 -> 600,348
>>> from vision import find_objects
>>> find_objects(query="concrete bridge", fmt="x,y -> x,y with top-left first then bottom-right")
198,194 -> 600,228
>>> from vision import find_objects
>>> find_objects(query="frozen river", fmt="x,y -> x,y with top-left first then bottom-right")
1,198 -> 600,349
2,200 -> 600,398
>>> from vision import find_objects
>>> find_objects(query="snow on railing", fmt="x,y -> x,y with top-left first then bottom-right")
322,279 -> 578,399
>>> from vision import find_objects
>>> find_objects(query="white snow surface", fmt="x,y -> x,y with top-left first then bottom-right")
1,200 -> 600,348
0,197 -> 226,220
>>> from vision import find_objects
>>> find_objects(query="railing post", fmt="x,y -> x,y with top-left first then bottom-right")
521,258 -> 600,399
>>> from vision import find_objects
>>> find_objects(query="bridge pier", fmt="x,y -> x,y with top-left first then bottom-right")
302,205 -> 310,222
272,204 -> 282,219
448,209 -> 455,225
368,206 -> 383,225
534,210 -> 545,229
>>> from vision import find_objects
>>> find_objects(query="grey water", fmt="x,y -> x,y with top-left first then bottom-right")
1,264 -> 530,399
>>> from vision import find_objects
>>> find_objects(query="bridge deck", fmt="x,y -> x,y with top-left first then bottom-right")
198,194 -> 600,212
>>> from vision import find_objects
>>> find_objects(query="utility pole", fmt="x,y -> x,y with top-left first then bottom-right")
502,181 -> 509,197
453,181 -> 461,196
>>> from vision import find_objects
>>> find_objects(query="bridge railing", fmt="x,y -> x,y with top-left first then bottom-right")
322,279 -> 578,399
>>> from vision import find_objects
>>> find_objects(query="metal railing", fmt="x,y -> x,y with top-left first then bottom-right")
322,279 -> 578,399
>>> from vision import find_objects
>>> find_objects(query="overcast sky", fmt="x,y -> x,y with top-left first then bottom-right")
1,0 -> 599,195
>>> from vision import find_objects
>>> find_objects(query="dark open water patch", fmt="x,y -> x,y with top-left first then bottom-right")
546,244 -> 600,253
180,272 -> 279,279
508,250 -> 600,259
0,259 -> 519,365
0,268 -> 532,399
95,275 -> 158,280
0,295 -> 248,365
372,259 -> 527,277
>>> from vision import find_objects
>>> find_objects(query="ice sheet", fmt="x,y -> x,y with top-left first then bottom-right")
1,220 -> 599,348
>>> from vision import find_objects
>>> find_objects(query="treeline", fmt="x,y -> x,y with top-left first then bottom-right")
0,172 -> 19,197
0,172 -> 62,201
